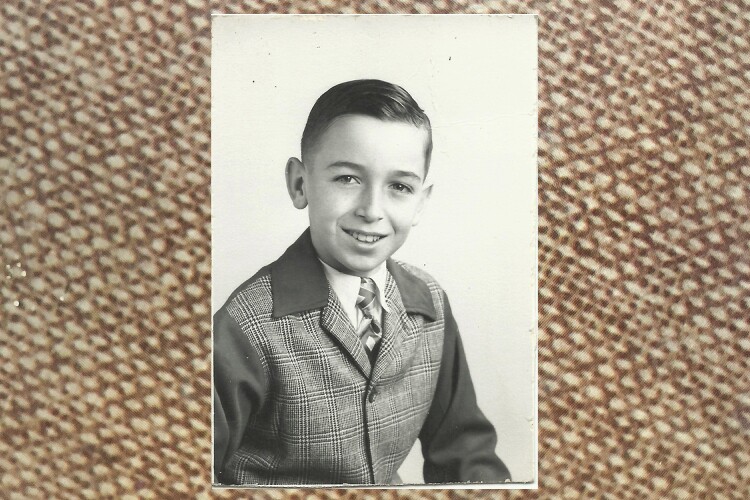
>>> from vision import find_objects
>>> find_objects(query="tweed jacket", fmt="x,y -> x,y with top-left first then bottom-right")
213,229 -> 510,485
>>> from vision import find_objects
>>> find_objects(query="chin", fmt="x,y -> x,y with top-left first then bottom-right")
342,256 -> 385,276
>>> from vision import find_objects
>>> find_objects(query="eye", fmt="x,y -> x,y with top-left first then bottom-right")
335,175 -> 359,185
390,183 -> 414,194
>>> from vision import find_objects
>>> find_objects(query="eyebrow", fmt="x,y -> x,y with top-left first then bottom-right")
325,161 -> 365,170
326,161 -> 423,181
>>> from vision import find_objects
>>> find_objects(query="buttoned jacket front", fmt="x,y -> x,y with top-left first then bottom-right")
213,229 -> 509,485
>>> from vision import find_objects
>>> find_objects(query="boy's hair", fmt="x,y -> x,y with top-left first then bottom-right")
301,79 -> 433,174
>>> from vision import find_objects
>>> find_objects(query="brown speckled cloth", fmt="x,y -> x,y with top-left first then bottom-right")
1,1 -> 748,498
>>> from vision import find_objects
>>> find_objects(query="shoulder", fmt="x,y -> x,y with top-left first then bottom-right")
389,259 -> 448,321
391,259 -> 444,291
217,264 -> 274,322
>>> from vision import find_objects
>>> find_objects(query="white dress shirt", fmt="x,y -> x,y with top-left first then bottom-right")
319,260 -> 390,333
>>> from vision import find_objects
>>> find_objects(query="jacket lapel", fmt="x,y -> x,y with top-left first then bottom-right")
270,229 -> 371,378
320,288 -> 372,378
371,272 -> 411,383
372,260 -> 439,383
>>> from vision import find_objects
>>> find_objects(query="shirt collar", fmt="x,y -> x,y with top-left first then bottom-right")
270,228 -> 435,320
319,259 -> 391,313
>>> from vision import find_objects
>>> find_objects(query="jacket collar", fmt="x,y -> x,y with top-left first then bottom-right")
271,228 -> 436,321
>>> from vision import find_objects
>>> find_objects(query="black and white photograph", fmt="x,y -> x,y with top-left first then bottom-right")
211,14 -> 537,487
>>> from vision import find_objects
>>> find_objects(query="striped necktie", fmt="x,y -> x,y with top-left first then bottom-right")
356,277 -> 382,356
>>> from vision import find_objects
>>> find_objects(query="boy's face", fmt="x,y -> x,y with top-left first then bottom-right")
287,114 -> 432,276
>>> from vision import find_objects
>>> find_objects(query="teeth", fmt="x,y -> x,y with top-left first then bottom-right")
348,231 -> 382,243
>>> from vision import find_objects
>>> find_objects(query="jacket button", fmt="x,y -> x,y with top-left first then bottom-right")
368,387 -> 377,403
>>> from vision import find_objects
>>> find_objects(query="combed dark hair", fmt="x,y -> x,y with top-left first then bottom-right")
301,79 -> 433,174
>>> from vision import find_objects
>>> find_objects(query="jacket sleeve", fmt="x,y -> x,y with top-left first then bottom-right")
213,305 -> 268,484
419,292 -> 512,483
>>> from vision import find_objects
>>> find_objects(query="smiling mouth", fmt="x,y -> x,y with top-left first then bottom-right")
344,229 -> 386,243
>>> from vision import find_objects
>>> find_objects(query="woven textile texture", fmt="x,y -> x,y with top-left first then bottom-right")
1,0 -> 749,498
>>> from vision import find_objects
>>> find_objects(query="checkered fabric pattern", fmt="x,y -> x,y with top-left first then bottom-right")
2,0 -> 749,498
223,264 -> 445,485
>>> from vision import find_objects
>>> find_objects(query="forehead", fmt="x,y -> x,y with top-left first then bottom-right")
308,115 -> 429,177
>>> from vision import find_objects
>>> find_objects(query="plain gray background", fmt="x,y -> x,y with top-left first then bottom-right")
212,14 -> 537,485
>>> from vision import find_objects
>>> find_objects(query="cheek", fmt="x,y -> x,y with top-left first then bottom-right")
389,199 -> 422,229
392,222 -> 414,236
309,194 -> 351,223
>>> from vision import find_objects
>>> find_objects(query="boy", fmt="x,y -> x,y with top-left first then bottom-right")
213,79 -> 510,485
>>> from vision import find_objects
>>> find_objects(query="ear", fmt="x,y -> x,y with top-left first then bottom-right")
285,157 -> 308,209
411,183 -> 433,226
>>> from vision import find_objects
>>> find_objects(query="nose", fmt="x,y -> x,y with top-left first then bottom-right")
354,186 -> 385,222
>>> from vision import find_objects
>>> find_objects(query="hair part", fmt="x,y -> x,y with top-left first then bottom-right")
301,79 -> 433,175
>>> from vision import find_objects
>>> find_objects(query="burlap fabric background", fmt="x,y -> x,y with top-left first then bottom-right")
1,0 -> 748,498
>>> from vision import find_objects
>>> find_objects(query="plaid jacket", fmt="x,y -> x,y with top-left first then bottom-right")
213,229 -> 509,485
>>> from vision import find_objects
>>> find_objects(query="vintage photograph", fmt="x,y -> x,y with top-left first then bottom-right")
211,14 -> 537,487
